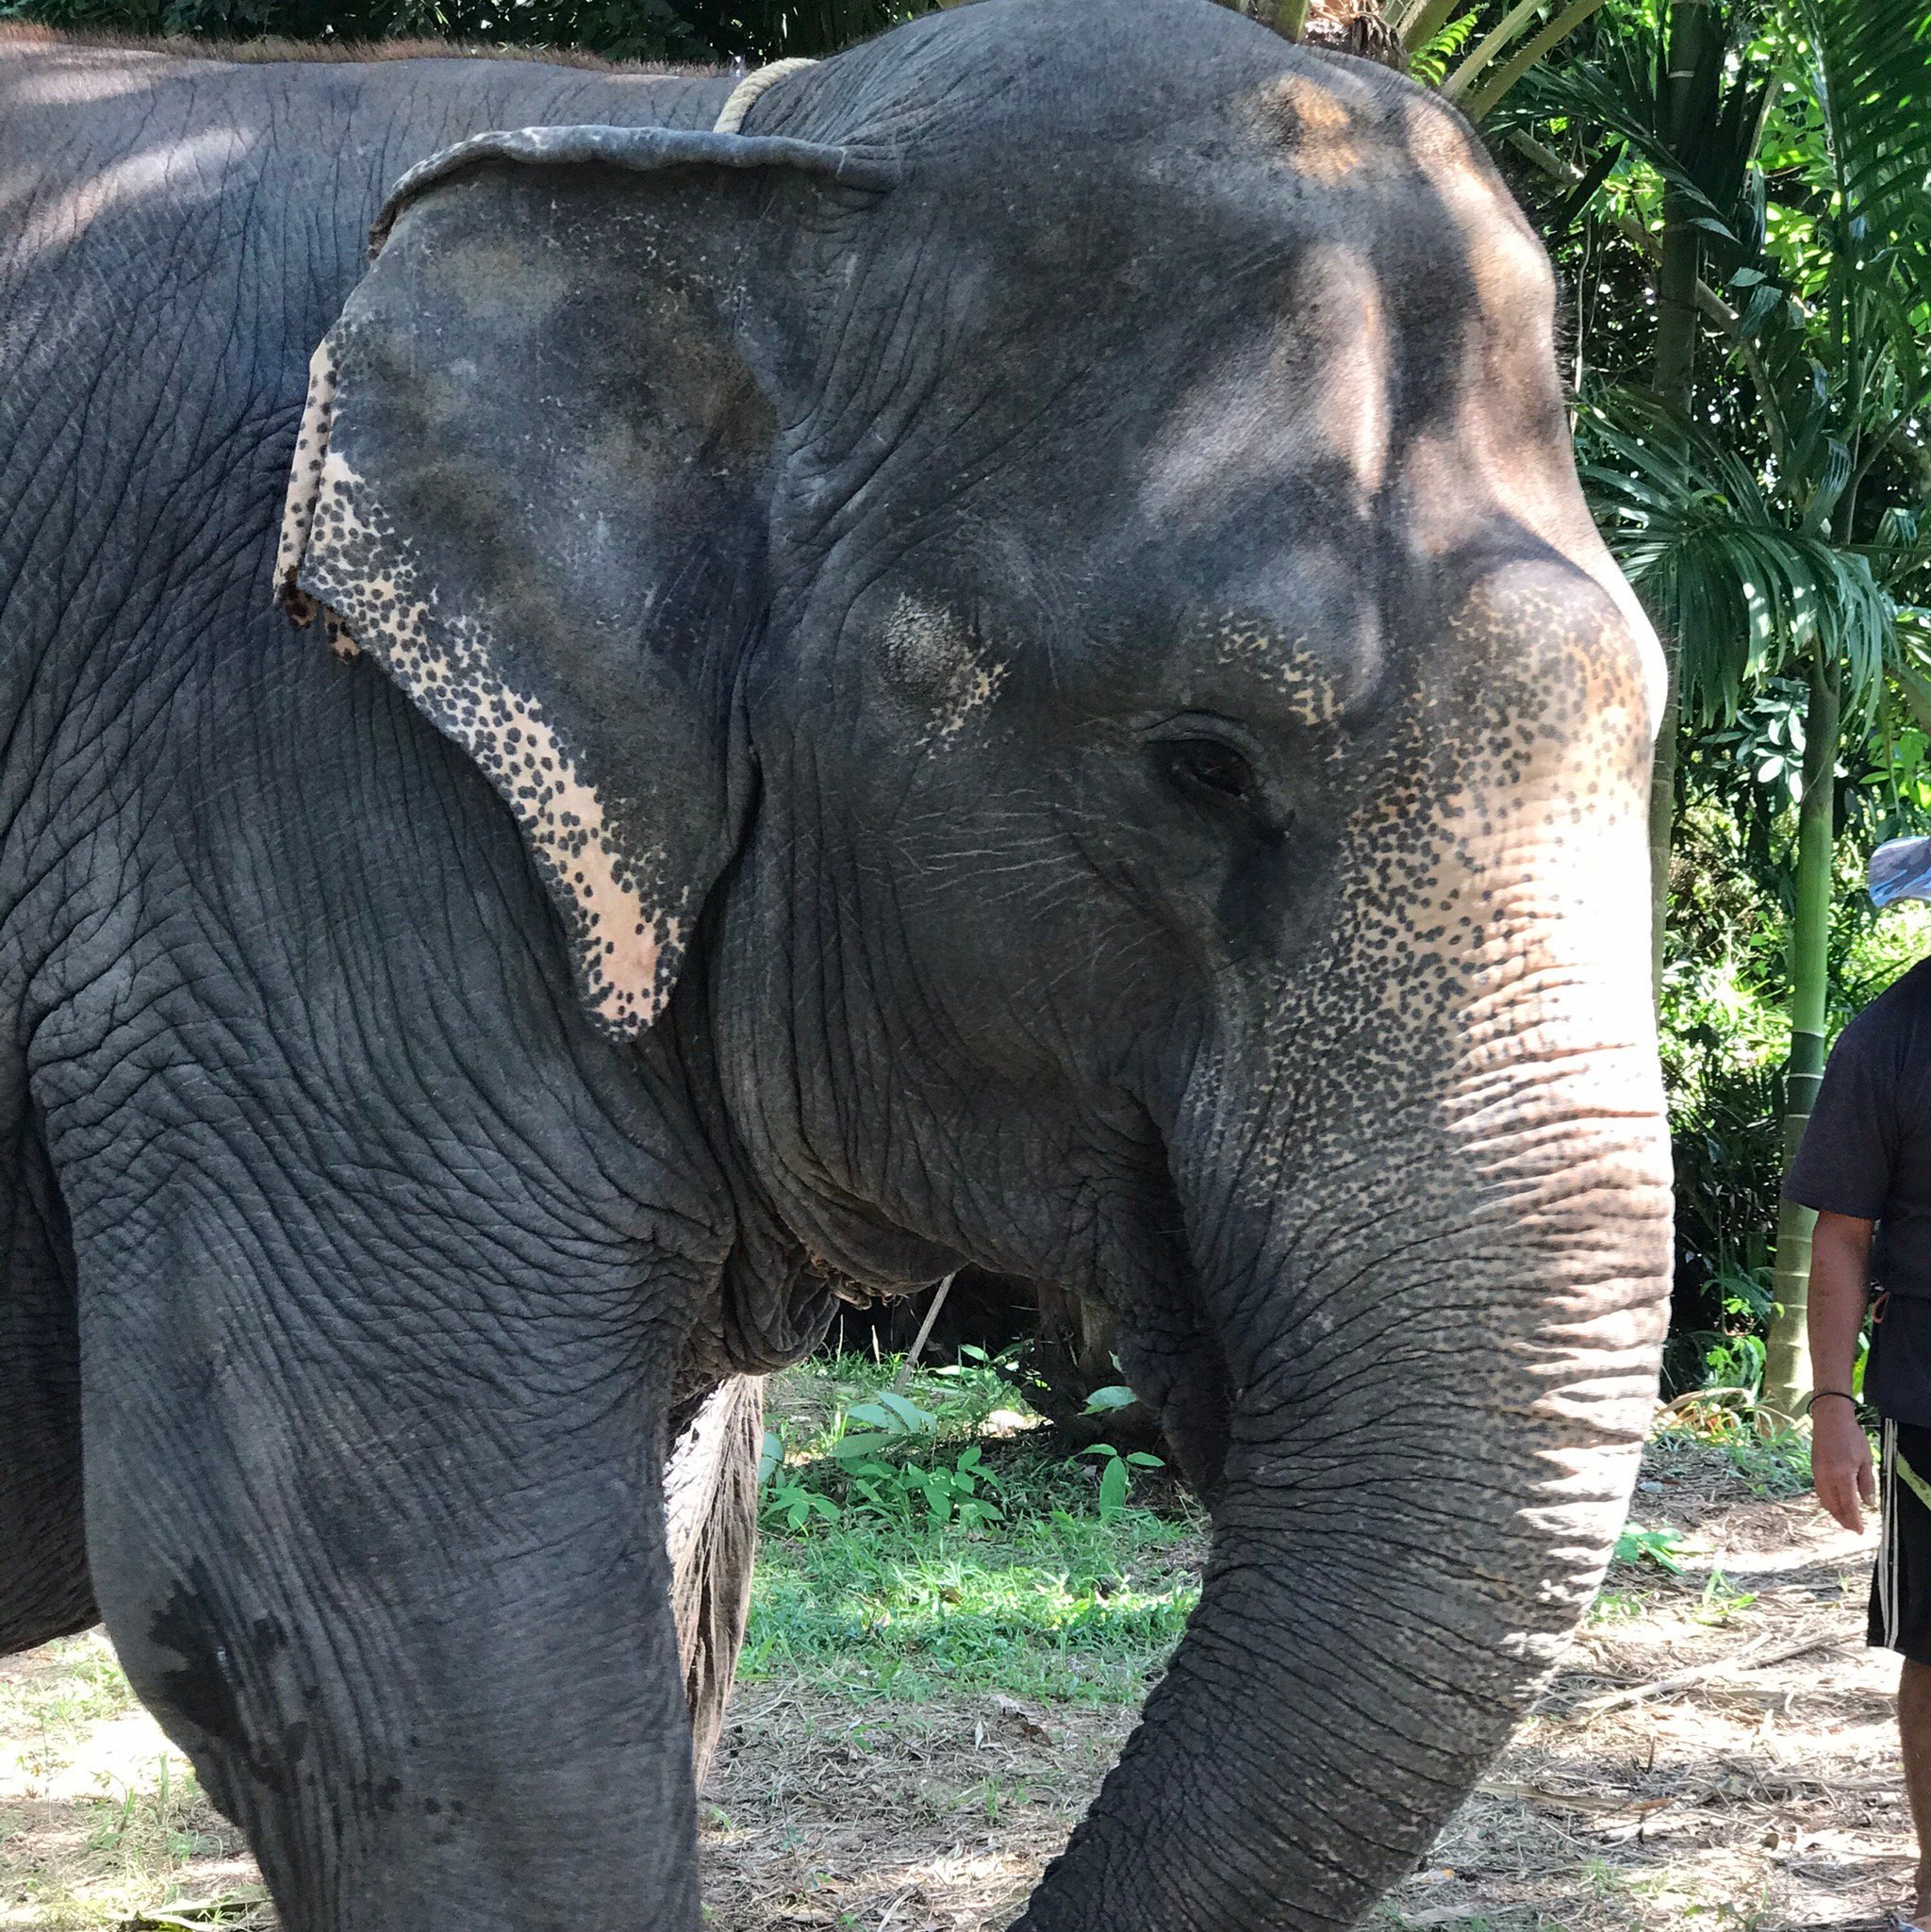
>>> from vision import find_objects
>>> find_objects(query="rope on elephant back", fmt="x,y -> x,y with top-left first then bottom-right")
713,58 -> 818,135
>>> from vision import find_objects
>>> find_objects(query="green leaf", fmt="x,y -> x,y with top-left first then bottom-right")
1615,1523 -> 1687,1574
1579,388 -> 1915,721
1081,1385 -> 1137,1413
1795,0 -> 1931,301
1098,1457 -> 1130,1520
1736,280 -> 1787,339
874,1391 -> 938,1432
1407,4 -> 1478,90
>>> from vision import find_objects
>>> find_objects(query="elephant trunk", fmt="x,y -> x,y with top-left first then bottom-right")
1016,568 -> 1673,1929
1016,1091 -> 1667,1930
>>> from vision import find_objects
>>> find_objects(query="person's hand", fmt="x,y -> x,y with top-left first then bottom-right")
1812,1397 -> 1877,1534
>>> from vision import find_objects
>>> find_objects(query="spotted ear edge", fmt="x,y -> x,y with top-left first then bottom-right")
277,322 -> 685,1038
273,126 -> 892,1039
276,336 -> 353,655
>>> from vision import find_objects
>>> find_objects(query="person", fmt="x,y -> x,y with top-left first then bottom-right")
1787,834 -> 1931,1930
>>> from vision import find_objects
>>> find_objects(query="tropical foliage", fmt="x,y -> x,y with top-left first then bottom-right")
1506,0 -> 1931,1409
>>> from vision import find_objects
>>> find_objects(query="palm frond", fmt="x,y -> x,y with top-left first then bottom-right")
1795,0 -> 1931,272
1459,0 -> 1611,121
1407,5 -> 1478,89
1579,391 -> 1906,723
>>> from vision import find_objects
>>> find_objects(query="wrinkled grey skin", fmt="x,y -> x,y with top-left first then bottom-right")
0,6 -> 1672,1928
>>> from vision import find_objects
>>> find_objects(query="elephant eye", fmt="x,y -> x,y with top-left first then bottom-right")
1161,736 -> 1259,805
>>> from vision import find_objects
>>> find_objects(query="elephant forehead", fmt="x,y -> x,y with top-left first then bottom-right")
1136,239 -> 1395,511
1238,67 -> 1391,187
1233,63 -> 1547,306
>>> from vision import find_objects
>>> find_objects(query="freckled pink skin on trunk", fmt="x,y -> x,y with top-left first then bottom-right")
273,339 -> 670,1036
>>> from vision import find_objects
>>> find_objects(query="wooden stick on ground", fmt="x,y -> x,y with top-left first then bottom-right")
890,1273 -> 957,1393
1574,1628 -> 1848,1716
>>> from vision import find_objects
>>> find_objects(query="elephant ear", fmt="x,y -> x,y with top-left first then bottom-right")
275,126 -> 892,1036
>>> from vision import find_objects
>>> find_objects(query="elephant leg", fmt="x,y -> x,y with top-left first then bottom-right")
69,1157 -> 707,1932
665,1375 -> 763,1789
0,1087 -> 92,1654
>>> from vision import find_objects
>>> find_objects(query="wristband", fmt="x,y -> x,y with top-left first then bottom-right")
1804,1389 -> 1858,1413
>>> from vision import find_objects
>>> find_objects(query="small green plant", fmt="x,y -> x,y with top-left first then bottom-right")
1693,1568 -> 1758,1626
1080,1443 -> 1164,1520
926,1342 -> 1030,1416
1077,1385 -> 1163,1519
897,1445 -> 1006,1530
829,1390 -> 939,1462
760,1384 -> 1010,1531
758,1429 -> 843,1531
1651,1401 -> 1815,1497
1614,1524 -> 1688,1574
830,1393 -> 1003,1527
762,1473 -> 842,1531
1588,1585 -> 1651,1624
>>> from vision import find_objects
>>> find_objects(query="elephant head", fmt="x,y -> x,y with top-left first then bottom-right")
276,1 -> 1671,1923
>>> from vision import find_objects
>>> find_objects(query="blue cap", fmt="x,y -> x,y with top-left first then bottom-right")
1871,836 -> 1931,908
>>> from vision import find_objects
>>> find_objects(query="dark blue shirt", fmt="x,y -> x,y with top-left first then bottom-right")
1785,959 -> 1931,1424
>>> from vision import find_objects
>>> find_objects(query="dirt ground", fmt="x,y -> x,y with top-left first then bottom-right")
0,1433 -> 1910,1930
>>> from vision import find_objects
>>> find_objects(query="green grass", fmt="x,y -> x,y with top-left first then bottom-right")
750,1352 -> 1207,1705
745,1465 -> 1203,1705
0,1635 -> 137,1740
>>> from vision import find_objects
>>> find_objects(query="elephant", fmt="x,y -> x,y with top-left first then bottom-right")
0,3 -> 1674,1928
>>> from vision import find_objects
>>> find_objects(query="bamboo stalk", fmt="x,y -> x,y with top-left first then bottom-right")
1762,656 -> 1842,1414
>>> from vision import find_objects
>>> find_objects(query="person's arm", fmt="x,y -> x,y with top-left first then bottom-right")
1809,1209 -> 1876,1533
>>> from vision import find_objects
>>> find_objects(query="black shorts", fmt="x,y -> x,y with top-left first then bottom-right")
1872,1420 -> 1931,1662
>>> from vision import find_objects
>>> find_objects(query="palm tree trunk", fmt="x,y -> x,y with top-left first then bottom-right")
1762,653 -> 1841,1414
1642,207 -> 1696,999
1645,0 -> 1711,999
